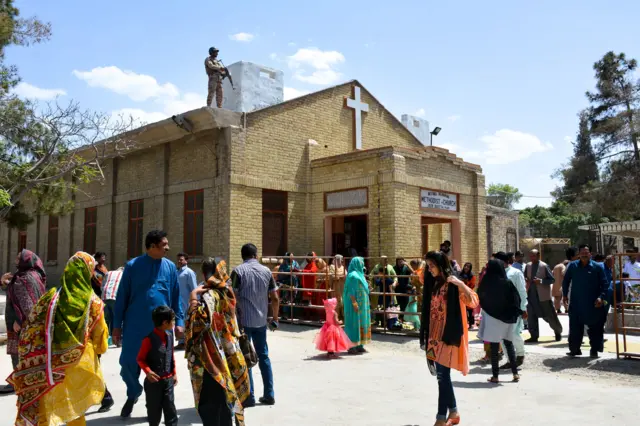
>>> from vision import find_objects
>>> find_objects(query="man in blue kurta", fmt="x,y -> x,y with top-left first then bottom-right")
112,230 -> 184,418
562,244 -> 608,358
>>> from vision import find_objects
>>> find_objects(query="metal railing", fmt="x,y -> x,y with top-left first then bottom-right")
613,253 -> 640,360
262,255 -> 426,336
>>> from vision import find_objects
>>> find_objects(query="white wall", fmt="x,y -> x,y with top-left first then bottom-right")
401,114 -> 430,145
221,62 -> 284,113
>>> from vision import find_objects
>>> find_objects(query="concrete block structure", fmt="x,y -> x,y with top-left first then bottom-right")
221,61 -> 284,113
401,114 -> 430,145
0,80 -> 488,281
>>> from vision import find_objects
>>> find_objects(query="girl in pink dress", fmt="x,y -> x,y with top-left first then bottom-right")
314,298 -> 354,358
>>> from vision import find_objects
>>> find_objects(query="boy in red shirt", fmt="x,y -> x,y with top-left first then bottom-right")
136,306 -> 178,426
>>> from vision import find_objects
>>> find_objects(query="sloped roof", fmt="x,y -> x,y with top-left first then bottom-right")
248,79 -> 481,171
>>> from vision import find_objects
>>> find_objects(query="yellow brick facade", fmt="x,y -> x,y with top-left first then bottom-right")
1,81 -> 488,279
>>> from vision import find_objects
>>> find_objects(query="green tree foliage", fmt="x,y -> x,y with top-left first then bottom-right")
487,183 -> 522,210
587,51 -> 640,163
553,110 -> 599,203
0,2 -> 136,228
519,201 -> 601,243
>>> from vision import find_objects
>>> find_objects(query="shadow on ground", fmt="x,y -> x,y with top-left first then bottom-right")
542,355 -> 640,376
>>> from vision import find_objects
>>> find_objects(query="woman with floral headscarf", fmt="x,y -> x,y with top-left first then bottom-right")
9,252 -> 108,426
0,249 -> 47,394
185,258 -> 250,426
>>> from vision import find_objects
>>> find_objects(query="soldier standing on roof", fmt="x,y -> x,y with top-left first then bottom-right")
205,47 -> 226,108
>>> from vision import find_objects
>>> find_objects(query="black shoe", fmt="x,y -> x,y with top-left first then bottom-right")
525,338 -> 538,343
0,384 -> 15,395
259,396 -> 276,405
567,350 -> 582,357
499,362 -> 512,370
516,356 -> 525,367
243,398 -> 256,408
590,349 -> 599,359
120,398 -> 138,418
555,333 -> 562,342
98,391 -> 115,413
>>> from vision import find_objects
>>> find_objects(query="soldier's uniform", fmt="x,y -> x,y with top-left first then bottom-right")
205,55 -> 225,108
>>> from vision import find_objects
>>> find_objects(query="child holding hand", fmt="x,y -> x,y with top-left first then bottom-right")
314,298 -> 353,358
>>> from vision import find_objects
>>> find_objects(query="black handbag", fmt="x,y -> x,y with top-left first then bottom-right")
239,331 -> 258,369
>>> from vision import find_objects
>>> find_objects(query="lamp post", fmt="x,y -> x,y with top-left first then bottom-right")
430,126 -> 442,146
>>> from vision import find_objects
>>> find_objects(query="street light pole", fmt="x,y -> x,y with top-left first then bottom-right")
430,126 -> 442,146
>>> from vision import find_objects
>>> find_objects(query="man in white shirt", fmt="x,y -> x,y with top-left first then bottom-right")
623,252 -> 640,283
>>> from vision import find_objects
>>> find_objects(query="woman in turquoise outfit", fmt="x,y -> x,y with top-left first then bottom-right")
343,257 -> 371,354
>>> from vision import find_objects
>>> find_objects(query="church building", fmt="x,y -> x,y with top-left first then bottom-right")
0,61 -> 489,280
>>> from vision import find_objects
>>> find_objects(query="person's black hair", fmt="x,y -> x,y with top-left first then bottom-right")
152,305 -> 175,327
593,254 -> 606,262
241,243 -> 258,260
506,252 -> 515,264
566,246 -> 578,260
494,251 -> 508,263
201,257 -> 217,281
378,266 -> 384,273
578,244 -> 591,252
443,240 -> 451,247
145,230 -> 168,250
94,252 -> 106,260
423,251 -> 462,347
622,272 -> 630,278
177,252 -> 188,260
482,259 -> 508,282
515,250 -> 524,257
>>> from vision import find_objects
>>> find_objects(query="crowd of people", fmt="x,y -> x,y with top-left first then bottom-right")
0,231 -> 637,426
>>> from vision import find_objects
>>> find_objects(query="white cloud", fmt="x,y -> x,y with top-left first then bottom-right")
111,108 -> 168,125
447,115 -> 461,123
13,82 -> 66,100
414,108 -> 426,118
480,129 -> 553,165
437,142 -> 481,160
72,66 -> 179,101
229,32 -> 254,42
288,47 -> 345,85
283,87 -> 309,101
74,65 -> 206,125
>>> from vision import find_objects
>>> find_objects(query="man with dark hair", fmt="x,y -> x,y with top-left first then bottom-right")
524,249 -> 563,343
563,244 -> 608,358
553,247 -> 578,314
506,252 -> 515,265
494,252 -> 528,368
231,243 -> 280,407
113,230 -> 184,418
175,252 -> 198,350
512,251 -> 524,272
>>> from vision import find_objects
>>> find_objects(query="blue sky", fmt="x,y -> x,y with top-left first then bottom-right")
8,0 -> 640,208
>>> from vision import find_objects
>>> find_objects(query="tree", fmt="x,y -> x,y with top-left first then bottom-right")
553,110 -> 599,203
586,51 -> 640,163
0,2 -> 137,228
487,183 -> 522,210
519,200 -> 601,243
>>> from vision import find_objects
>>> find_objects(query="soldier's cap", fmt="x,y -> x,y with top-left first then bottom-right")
209,46 -> 219,54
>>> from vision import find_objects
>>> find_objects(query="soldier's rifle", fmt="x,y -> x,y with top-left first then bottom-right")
220,60 -> 234,90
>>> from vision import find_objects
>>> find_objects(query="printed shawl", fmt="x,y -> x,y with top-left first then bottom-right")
185,260 -> 249,426
8,252 -> 104,426
6,250 -> 47,355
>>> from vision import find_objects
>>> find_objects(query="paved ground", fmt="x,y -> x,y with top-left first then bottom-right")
1,320 -> 639,426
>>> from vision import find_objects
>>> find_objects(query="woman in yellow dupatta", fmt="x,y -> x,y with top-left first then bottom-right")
185,258 -> 250,426
9,252 -> 108,426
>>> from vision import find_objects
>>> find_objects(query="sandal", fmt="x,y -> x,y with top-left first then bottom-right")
446,413 -> 461,425
487,377 -> 499,384
512,374 -> 520,383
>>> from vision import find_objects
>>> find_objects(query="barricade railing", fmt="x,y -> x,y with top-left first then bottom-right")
262,255 -> 427,336
612,253 -> 640,360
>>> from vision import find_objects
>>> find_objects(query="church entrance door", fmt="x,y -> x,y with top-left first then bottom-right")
324,214 -> 368,258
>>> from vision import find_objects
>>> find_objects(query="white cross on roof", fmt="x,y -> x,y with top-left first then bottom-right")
345,86 -> 369,150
